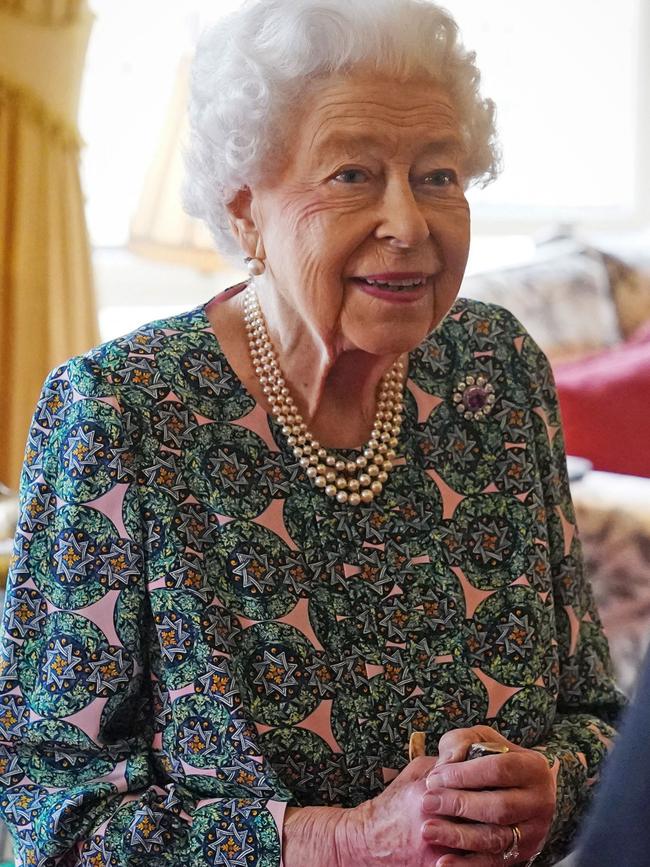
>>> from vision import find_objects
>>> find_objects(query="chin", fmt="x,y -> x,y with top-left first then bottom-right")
347,323 -> 431,357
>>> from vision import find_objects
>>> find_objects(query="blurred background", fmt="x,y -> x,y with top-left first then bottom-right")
0,0 -> 649,859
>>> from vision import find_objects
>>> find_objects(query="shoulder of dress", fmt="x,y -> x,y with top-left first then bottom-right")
57,303 -> 212,399
413,297 -> 531,360
446,296 -> 529,338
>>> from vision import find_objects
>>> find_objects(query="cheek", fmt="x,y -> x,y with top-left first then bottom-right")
276,192 -> 372,268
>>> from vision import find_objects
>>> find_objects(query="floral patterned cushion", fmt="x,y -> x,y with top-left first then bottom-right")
571,471 -> 650,696
461,247 -> 622,363
600,249 -> 650,340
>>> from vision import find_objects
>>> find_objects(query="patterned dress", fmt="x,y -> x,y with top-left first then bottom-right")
0,291 -> 623,866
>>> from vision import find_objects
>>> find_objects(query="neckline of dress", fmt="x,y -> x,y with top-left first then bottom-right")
198,287 -> 417,455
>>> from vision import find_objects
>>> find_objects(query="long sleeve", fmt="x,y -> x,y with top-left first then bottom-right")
0,359 -> 287,865
517,331 -> 625,864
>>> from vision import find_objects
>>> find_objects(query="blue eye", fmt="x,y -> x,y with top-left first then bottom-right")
333,169 -> 367,184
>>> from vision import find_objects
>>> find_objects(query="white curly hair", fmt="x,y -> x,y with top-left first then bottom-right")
183,0 -> 500,261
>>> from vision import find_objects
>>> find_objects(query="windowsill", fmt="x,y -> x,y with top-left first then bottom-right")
94,247 -> 244,341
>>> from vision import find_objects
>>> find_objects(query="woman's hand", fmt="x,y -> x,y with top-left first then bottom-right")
335,755 -> 460,866
421,725 -> 556,866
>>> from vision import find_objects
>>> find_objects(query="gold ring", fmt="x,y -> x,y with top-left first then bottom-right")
467,741 -> 510,760
503,824 -> 521,864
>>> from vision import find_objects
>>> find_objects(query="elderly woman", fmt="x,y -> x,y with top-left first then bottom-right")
0,1 -> 622,865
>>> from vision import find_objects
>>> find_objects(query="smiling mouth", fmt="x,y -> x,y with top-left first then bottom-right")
354,274 -> 431,292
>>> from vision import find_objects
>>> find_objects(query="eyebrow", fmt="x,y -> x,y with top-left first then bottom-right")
311,130 -> 465,160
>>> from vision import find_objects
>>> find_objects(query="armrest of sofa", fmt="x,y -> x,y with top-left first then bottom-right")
571,470 -> 650,695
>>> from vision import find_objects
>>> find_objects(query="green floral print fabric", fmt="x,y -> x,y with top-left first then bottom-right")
0,294 -> 624,866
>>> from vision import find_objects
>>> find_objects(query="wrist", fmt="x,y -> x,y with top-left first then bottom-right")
283,805 -> 355,867
333,803 -> 367,866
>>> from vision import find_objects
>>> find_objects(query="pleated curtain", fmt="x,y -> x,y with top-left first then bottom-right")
0,0 -> 98,491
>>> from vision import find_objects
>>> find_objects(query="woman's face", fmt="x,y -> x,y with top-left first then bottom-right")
238,71 -> 471,358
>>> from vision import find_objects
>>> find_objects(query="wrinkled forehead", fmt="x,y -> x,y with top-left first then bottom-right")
295,72 -> 464,162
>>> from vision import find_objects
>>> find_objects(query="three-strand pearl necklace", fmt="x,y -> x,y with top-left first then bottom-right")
243,285 -> 405,506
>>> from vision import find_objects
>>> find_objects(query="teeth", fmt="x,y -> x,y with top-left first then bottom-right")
363,277 -> 426,289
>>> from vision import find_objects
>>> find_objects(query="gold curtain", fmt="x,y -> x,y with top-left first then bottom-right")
0,0 -> 98,490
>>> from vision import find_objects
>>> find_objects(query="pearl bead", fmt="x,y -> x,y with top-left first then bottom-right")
243,285 -> 404,508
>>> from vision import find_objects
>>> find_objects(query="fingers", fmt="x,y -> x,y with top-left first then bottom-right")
435,852 -> 516,867
427,750 -> 551,792
436,726 -> 510,765
422,784 -> 542,825
422,816 -> 515,854
424,819 -> 545,867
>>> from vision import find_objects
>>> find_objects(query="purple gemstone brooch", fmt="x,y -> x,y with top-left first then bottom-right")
452,374 -> 496,421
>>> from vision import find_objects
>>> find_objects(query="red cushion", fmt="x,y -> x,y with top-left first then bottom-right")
554,330 -> 650,477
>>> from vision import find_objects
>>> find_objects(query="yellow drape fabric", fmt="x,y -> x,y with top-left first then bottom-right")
0,1 -> 98,490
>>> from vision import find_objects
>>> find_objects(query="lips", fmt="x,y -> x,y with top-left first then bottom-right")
351,272 -> 433,296
350,272 -> 433,303
357,272 -> 430,288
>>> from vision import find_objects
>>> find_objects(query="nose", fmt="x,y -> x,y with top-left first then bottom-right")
374,177 -> 430,248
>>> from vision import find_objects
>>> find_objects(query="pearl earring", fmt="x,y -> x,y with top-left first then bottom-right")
246,257 -> 265,277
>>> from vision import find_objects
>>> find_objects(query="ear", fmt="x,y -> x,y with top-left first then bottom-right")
226,188 -> 266,260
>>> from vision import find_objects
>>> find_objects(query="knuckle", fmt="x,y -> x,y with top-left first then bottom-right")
491,760 -> 516,787
486,826 -> 509,854
491,801 -> 512,825
447,792 -> 468,818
